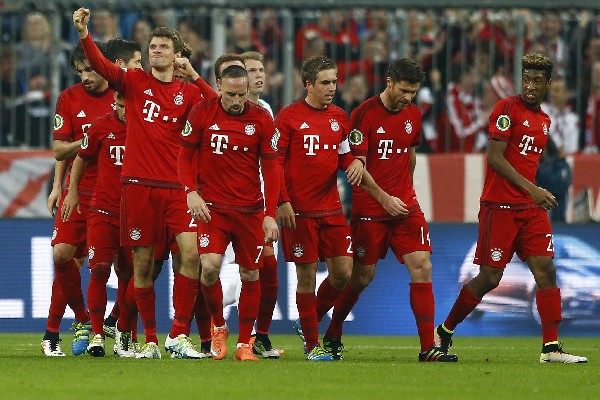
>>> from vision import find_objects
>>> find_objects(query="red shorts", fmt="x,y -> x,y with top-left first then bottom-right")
51,194 -> 90,258
281,214 -> 351,264
197,208 -> 265,270
120,184 -> 194,247
474,204 -> 554,268
154,228 -> 181,261
351,210 -> 432,265
87,211 -> 120,264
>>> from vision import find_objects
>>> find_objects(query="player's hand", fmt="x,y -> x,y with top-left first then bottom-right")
61,191 -> 80,222
174,57 -> 200,80
530,186 -> 558,210
73,8 -> 90,35
47,187 -> 62,217
346,158 -> 364,186
263,216 -> 279,243
187,191 -> 211,223
276,202 -> 296,229
380,194 -> 409,216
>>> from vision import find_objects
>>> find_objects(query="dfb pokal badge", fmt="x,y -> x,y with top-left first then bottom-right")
174,92 -> 184,105
330,119 -> 339,132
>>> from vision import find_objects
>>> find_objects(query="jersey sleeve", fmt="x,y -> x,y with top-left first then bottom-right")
259,117 -> 280,218
348,106 -> 369,157
274,109 -> 291,204
178,105 -> 203,193
192,77 -> 218,100
411,108 -> 423,147
488,99 -> 514,142
53,91 -> 73,142
80,34 -> 126,92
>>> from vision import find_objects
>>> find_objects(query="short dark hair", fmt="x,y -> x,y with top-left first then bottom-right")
301,56 -> 336,86
522,53 -> 553,80
149,26 -> 186,54
221,65 -> 248,80
106,38 -> 141,64
387,58 -> 425,84
70,41 -> 108,69
214,53 -> 244,80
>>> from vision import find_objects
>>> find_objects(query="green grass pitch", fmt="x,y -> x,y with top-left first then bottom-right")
0,334 -> 597,400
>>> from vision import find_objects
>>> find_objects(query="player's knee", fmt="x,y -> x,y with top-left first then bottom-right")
53,244 -> 76,264
90,263 -> 111,281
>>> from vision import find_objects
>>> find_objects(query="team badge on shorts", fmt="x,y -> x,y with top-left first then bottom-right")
496,115 -> 511,131
356,246 -> 366,258
88,246 -> 95,260
129,228 -> 141,241
490,248 -> 503,262
52,228 -> 58,240
330,119 -> 340,132
54,114 -> 64,130
348,129 -> 363,146
405,120 -> 413,134
293,244 -> 304,258
244,124 -> 256,136
199,234 -> 210,248
174,92 -> 184,105
182,121 -> 192,137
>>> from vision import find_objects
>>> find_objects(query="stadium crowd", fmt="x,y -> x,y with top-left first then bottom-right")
1,5 -> 600,154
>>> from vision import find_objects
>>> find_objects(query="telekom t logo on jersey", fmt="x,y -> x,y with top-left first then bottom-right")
211,134 -> 229,154
303,135 -> 320,155
378,139 -> 394,160
519,135 -> 535,156
109,146 -> 125,165
142,100 -> 161,122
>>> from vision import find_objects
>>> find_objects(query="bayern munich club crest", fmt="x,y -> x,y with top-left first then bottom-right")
491,248 -> 503,262
293,244 -> 304,258
199,234 -> 210,248
129,228 -> 141,241
330,119 -> 339,132
174,92 -> 184,106
356,246 -> 366,258
245,124 -> 256,135
404,120 -> 413,134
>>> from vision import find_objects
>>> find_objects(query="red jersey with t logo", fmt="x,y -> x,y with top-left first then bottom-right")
482,95 -> 551,206
78,111 -> 126,215
275,100 -> 351,217
81,35 -> 213,188
349,96 -> 422,218
53,83 -> 114,199
179,98 -> 279,218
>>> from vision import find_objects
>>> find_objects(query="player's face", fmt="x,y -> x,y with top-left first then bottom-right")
217,60 -> 245,89
306,68 -> 337,109
220,76 -> 249,115
124,51 -> 143,70
245,59 -> 265,96
386,79 -> 420,112
74,60 -> 106,93
148,37 -> 177,70
114,94 -> 126,123
521,69 -> 550,109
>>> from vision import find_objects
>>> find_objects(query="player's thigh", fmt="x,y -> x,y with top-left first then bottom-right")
120,184 -> 165,247
230,212 -> 265,270
317,214 -> 352,258
389,212 -> 432,263
516,208 -> 555,260
87,212 -> 120,265
52,213 -> 87,260
197,209 -> 231,258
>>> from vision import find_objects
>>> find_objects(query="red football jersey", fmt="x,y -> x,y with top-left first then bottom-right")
275,100 -> 351,217
53,82 -> 114,198
349,96 -> 422,218
78,111 -> 126,214
481,95 -> 551,206
179,98 -> 279,217
81,35 -> 208,188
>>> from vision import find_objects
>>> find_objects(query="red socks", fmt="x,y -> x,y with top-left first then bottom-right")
256,254 -> 278,334
238,279 -> 260,344
194,282 -> 212,341
201,279 -> 225,327
170,274 -> 198,338
536,288 -> 562,344
325,284 -> 361,338
54,259 -> 88,323
87,263 -> 111,336
297,292 -> 318,351
135,285 -> 157,344
410,282 -> 435,352
46,277 -> 67,332
315,278 -> 341,322
444,285 -> 482,331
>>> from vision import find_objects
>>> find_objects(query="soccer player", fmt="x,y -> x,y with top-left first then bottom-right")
322,58 -> 458,362
178,65 -> 280,361
239,50 -> 282,358
276,55 -> 403,361
435,53 -> 587,364
74,7 -> 214,359
41,41 -> 114,357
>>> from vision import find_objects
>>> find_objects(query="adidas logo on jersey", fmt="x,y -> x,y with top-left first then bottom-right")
376,126 -> 385,134
77,110 -> 86,118
300,122 -> 310,129
209,124 -> 220,130
144,89 -> 154,96
523,120 -> 529,127
107,133 -> 115,139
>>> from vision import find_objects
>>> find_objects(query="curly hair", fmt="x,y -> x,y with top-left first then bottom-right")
522,53 -> 553,80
